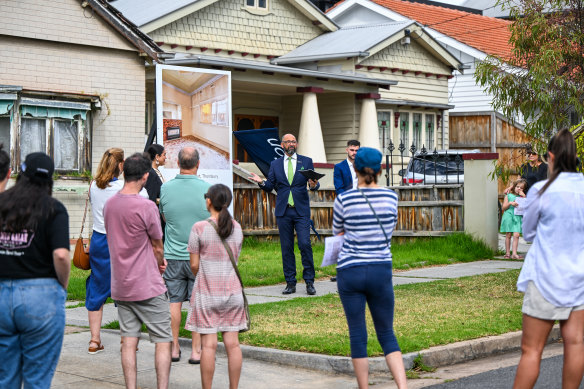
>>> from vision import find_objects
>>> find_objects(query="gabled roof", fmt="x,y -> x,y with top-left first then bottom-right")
272,20 -> 461,70
272,21 -> 413,64
110,0 -> 338,33
328,0 -> 513,60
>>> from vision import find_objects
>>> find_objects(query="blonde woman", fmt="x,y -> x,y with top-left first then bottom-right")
86,148 -> 147,354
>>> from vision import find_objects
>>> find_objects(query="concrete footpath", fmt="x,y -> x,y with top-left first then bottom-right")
55,235 -> 539,387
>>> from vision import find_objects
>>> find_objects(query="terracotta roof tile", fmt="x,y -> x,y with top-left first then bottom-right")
329,0 -> 513,60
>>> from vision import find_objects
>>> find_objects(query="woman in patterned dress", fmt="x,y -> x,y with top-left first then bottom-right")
186,184 -> 245,389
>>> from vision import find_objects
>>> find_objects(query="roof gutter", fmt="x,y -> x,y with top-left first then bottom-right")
377,98 -> 454,110
167,56 -> 397,89
271,51 -> 369,65
84,0 -> 163,62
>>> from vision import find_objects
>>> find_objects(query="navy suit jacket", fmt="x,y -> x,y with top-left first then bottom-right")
334,159 -> 353,195
261,154 -> 320,217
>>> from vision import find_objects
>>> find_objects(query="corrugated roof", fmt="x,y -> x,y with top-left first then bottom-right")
273,20 -> 414,64
109,0 -> 198,26
329,0 -> 513,60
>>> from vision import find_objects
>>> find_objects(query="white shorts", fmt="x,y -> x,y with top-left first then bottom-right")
522,281 -> 584,321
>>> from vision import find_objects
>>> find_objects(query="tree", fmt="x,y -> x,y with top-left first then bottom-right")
476,0 -> 584,156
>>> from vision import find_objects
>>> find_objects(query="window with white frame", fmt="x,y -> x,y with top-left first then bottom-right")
246,0 -> 268,9
413,113 -> 422,151
426,114 -> 435,151
399,112 -> 409,149
377,111 -> 391,152
1,95 -> 91,172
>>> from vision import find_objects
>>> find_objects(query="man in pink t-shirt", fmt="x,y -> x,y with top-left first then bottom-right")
104,152 -> 171,389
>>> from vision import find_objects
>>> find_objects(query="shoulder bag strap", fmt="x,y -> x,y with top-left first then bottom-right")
79,180 -> 92,238
207,219 -> 244,288
358,188 -> 390,247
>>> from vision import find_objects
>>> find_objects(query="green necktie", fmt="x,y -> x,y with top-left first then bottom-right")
287,157 -> 294,206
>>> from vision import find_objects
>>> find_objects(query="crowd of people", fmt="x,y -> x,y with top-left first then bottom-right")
0,128 -> 582,389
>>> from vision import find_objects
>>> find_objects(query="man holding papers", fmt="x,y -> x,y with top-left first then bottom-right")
249,134 -> 320,295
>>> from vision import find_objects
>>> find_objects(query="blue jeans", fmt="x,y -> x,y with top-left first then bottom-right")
337,263 -> 400,358
0,278 -> 67,389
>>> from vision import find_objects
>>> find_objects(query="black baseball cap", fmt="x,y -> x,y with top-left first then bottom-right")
21,152 -> 54,182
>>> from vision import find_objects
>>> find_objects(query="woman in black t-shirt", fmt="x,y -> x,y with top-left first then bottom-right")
0,153 -> 70,389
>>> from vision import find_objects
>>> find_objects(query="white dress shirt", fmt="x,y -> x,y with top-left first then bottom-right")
284,153 -> 297,181
347,159 -> 358,189
517,172 -> 584,307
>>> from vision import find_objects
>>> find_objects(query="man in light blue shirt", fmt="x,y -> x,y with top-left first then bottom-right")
160,147 -> 210,364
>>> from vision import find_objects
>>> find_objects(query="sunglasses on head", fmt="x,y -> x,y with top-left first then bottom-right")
204,193 -> 209,199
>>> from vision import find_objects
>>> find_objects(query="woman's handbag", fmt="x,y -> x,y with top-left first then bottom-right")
207,220 -> 251,333
73,182 -> 92,270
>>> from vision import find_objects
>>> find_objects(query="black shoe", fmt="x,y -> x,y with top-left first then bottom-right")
306,282 -> 316,295
330,277 -> 337,282
282,282 -> 296,294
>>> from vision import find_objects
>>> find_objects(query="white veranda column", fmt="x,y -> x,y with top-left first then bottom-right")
296,87 -> 327,163
357,93 -> 381,151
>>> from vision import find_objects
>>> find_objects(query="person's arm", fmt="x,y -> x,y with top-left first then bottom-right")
333,165 -> 345,195
502,194 -> 511,211
53,248 -> 71,289
332,196 -> 345,235
189,252 -> 200,277
522,188 -> 541,241
307,158 -> 319,191
151,238 -> 166,274
249,163 -> 276,192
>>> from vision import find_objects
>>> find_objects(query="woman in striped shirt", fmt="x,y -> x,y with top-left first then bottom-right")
333,147 -> 407,389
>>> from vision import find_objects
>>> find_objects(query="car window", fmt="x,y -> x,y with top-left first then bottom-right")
411,155 -> 464,175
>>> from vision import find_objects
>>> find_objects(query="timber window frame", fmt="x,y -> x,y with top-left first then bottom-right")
0,93 -> 93,174
244,0 -> 269,14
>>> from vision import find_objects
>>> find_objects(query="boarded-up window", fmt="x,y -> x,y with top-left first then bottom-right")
54,120 -> 79,170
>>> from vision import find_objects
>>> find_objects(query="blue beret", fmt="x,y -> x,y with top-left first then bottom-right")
354,147 -> 382,173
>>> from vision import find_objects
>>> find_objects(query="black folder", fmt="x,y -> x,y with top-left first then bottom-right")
299,169 -> 325,181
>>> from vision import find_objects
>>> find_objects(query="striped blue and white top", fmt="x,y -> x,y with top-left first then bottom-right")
333,187 -> 398,270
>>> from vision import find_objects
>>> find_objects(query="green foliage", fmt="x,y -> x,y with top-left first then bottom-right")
475,0 -> 584,146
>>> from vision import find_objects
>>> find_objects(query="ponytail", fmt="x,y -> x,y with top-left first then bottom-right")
95,148 -> 124,189
206,184 -> 233,239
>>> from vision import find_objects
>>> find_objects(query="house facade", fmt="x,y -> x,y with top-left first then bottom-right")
327,0 -> 534,191
112,0 -> 460,173
0,0 -> 162,237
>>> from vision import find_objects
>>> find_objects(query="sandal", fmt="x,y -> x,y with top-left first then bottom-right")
504,254 -> 510,259
88,340 -> 104,355
512,255 -> 524,260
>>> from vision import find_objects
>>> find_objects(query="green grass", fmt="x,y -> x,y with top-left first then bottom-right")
104,270 -> 523,356
68,233 -> 494,299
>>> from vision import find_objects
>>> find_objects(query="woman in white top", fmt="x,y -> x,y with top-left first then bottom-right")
513,129 -> 584,389
86,148 -> 125,354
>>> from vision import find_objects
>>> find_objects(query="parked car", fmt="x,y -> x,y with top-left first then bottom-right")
398,149 -> 481,185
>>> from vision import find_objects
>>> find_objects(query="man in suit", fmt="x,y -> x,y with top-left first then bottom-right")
334,139 -> 360,195
249,133 -> 320,295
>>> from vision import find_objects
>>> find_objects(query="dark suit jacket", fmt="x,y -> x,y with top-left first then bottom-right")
334,159 -> 353,195
261,154 -> 320,217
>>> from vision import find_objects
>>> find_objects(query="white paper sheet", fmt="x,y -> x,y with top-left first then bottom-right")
514,197 -> 527,216
321,235 -> 345,267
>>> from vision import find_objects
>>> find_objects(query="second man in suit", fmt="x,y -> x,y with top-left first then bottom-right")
249,133 -> 320,295
333,139 -> 360,195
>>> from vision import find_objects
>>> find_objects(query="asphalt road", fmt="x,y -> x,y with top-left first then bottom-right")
426,354 -> 584,389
